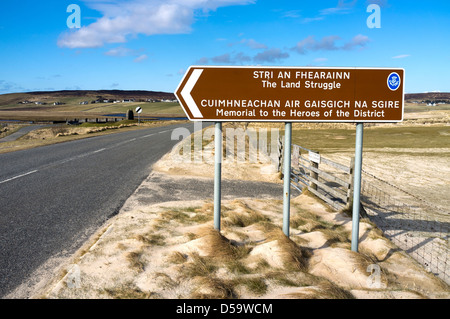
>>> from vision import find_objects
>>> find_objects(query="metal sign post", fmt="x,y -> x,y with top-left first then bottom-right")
351,123 -> 364,251
136,106 -> 142,125
282,122 -> 292,237
214,122 -> 222,231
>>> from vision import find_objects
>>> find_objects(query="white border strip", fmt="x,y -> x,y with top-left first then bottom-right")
180,68 -> 203,118
0,170 -> 38,184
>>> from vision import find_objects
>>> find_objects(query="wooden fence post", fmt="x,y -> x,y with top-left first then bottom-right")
310,152 -> 319,191
292,145 -> 299,171
278,136 -> 284,172
292,145 -> 300,185
346,157 -> 355,208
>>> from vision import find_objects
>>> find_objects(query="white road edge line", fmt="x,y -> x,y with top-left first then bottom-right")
0,170 -> 38,184
93,148 -> 106,153
139,134 -> 155,139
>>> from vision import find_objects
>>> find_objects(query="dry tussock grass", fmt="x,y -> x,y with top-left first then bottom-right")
196,226 -> 251,260
181,252 -> 217,279
190,277 -> 237,299
265,228 -> 310,272
234,277 -> 268,296
135,234 -> 165,246
152,205 -> 214,230
350,250 -> 379,275
154,196 -> 443,299
266,270 -> 321,288
167,251 -> 187,264
292,203 -> 350,246
104,284 -> 156,299
285,281 -> 355,299
223,200 -> 270,228
126,250 -> 145,272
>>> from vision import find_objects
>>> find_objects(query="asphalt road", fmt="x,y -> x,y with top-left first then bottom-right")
0,121 -> 198,298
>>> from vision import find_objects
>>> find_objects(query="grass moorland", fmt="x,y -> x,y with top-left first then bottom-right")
290,125 -> 450,153
0,90 -> 185,122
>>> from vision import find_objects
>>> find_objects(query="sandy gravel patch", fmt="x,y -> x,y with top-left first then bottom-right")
153,123 -> 282,184
40,191 -> 449,299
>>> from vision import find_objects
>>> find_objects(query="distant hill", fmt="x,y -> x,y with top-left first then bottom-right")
405,92 -> 450,102
0,90 -> 176,106
28,90 -> 176,99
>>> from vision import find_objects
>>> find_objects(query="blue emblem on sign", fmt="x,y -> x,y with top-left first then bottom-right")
387,72 -> 401,91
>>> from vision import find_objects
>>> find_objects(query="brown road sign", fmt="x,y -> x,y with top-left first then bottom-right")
175,66 -> 404,122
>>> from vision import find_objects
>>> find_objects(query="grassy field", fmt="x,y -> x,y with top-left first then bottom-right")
291,126 -> 450,154
78,102 -> 183,115
0,101 -> 184,118
403,103 -> 450,113
0,90 -> 186,122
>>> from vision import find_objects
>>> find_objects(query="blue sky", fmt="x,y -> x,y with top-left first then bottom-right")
0,0 -> 449,94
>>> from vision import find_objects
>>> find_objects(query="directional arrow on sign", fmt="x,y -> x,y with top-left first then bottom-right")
180,68 -> 203,118
175,66 -> 404,123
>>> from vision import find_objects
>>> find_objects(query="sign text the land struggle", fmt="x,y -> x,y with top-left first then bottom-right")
176,66 -> 404,123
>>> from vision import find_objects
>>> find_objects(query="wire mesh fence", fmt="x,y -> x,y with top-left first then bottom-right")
360,172 -> 449,285
285,141 -> 449,285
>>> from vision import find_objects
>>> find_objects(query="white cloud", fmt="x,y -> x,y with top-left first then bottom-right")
211,53 -> 232,64
320,0 -> 357,15
235,52 -> 252,63
228,38 -> 267,50
343,34 -> 370,50
392,54 -> 411,59
253,48 -> 289,63
104,46 -> 148,62
241,39 -> 267,50
58,0 -> 255,48
104,46 -> 135,57
292,35 -> 340,54
133,54 -> 148,63
292,34 -> 370,54
196,57 -> 210,64
197,51 -> 251,65
0,80 -> 26,94
301,17 -> 325,24
301,1 -> 356,24
365,0 -> 390,8
282,10 -> 301,18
